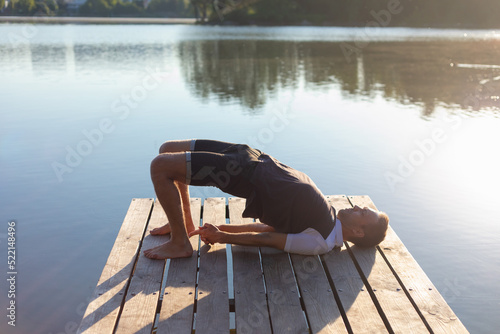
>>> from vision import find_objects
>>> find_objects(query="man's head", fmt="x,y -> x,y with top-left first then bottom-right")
338,205 -> 389,247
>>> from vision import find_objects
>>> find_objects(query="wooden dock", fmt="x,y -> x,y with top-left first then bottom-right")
77,195 -> 468,334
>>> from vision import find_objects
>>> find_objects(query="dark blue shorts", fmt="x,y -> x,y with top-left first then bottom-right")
186,139 -> 262,198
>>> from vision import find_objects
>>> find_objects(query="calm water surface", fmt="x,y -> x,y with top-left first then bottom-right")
1,24 -> 499,334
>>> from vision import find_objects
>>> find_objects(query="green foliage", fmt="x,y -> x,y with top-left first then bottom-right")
215,0 -> 500,28
251,0 -> 298,24
1,0 -> 5,11
190,0 -> 213,21
3,0 -> 499,28
79,0 -> 112,16
9,0 -> 37,15
45,0 -> 58,12
114,1 -> 143,16
147,0 -> 185,17
35,0 -> 59,15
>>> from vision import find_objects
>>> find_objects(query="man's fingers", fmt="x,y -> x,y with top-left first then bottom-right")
189,228 -> 203,237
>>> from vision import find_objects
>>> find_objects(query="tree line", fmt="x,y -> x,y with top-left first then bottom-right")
1,0 -> 192,17
2,0 -> 499,28
216,0 -> 500,28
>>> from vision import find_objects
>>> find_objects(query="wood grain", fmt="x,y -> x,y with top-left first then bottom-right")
260,241 -> 309,333
322,195 -> 389,334
157,198 -> 202,334
346,196 -> 428,333
290,252 -> 348,333
195,197 -> 230,334
77,196 -> 469,334
77,198 -> 154,334
228,197 -> 273,334
114,199 -> 170,333
349,195 -> 469,334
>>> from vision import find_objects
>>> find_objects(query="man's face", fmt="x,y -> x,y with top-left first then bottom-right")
338,205 -> 380,235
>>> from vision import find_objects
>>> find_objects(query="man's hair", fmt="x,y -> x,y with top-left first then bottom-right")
350,211 -> 389,248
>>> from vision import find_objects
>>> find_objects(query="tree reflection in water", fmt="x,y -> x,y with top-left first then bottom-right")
178,39 -> 500,115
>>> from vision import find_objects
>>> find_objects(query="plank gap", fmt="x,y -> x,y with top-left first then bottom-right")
319,255 -> 353,334
229,299 -> 235,313
286,253 -> 312,333
150,259 -> 169,332
257,248 -> 276,334
112,199 -> 155,334
376,245 -> 434,334
344,241 -> 395,334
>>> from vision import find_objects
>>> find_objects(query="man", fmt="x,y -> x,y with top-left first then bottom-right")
144,139 -> 389,260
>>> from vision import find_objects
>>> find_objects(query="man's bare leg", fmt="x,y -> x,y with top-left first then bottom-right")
144,152 -> 193,259
150,181 -> 195,235
150,140 -> 196,236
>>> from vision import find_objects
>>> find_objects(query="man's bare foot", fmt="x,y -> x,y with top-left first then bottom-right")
143,240 -> 193,260
150,223 -> 172,235
150,220 -> 196,236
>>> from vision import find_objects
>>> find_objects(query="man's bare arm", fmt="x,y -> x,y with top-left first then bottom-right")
219,231 -> 286,249
217,222 -> 275,233
189,223 -> 286,250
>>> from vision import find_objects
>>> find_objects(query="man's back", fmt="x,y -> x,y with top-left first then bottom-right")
243,152 -> 335,238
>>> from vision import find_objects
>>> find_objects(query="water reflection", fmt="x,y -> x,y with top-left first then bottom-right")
178,39 -> 500,114
1,28 -> 499,115
0,42 -> 173,83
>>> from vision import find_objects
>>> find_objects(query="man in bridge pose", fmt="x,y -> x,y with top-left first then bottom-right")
144,139 -> 389,259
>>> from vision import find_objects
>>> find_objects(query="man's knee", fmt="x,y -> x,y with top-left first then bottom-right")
150,153 -> 186,182
151,154 -> 165,179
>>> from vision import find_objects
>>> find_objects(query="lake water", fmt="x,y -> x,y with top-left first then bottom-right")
1,24 -> 499,333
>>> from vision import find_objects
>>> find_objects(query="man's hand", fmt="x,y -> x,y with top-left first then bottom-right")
189,223 -> 222,245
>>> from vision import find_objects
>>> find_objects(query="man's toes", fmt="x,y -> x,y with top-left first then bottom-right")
147,252 -> 160,259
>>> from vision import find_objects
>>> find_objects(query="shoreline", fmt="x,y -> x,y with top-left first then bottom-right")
0,16 -> 197,25
0,16 -> 497,30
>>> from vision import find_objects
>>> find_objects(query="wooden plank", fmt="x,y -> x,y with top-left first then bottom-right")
228,197 -> 272,334
114,199 -> 169,333
344,197 -> 429,333
260,241 -> 309,333
157,198 -> 202,334
290,253 -> 348,333
195,197 -> 230,334
348,195 -> 469,334
77,198 -> 154,334
322,195 -> 389,334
